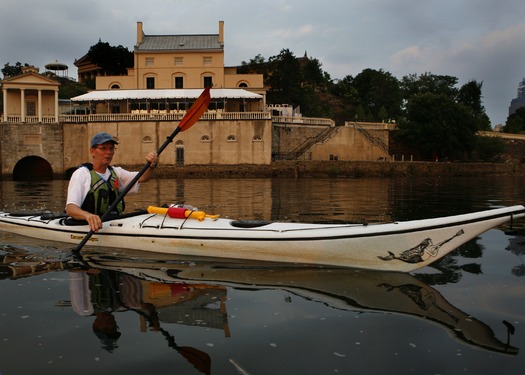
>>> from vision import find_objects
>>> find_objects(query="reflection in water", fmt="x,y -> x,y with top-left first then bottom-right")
0,247 -> 518,359
2,176 -> 525,223
505,235 -> 525,277
1,176 -> 525,373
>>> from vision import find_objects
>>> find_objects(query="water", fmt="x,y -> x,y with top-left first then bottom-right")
1,176 -> 525,374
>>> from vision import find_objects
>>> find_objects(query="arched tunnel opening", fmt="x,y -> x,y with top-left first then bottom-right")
12,156 -> 54,180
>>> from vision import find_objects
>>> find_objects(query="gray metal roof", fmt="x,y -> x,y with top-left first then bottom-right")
137,34 -> 223,51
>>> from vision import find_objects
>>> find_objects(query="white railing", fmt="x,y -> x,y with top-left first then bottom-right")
59,111 -> 271,123
344,121 -> 397,130
273,116 -> 335,126
1,112 -> 272,124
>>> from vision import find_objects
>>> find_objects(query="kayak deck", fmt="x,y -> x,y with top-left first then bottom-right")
0,205 -> 524,272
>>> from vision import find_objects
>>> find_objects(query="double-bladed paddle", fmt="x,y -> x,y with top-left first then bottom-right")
73,86 -> 211,252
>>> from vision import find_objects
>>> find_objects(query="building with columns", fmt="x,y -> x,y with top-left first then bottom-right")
1,66 -> 60,123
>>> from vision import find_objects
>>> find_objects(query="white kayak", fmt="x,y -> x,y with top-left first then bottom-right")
0,205 -> 523,272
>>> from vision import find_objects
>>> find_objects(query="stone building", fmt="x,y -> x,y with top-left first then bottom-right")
1,66 -> 60,123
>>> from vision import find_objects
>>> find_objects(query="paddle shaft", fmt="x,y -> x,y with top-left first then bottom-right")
73,126 -> 183,252
72,87 -> 210,253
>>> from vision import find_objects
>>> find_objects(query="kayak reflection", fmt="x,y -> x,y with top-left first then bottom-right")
0,247 -> 519,360
79,248 -> 519,357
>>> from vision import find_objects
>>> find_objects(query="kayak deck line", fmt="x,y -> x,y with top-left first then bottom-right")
0,205 -> 524,272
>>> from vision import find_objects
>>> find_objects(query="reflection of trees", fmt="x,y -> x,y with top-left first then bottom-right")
416,240 -> 483,285
505,235 -> 525,277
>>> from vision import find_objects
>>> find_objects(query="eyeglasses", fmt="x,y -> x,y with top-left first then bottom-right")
95,146 -> 116,152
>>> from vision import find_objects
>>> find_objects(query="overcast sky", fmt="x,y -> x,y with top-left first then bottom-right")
1,0 -> 524,126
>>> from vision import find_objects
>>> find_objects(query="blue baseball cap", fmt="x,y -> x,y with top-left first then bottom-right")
90,132 -> 119,147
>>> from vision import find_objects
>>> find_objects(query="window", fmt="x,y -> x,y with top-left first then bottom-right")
253,135 -> 262,141
238,82 -> 248,88
203,56 -> 212,66
203,76 -> 213,88
146,77 -> 155,89
145,57 -> 154,66
227,135 -> 237,142
174,57 -> 183,66
175,76 -> 184,89
26,101 -> 36,116
201,135 -> 211,142
111,84 -> 120,89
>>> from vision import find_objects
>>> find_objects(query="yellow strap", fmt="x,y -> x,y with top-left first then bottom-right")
147,206 -> 168,215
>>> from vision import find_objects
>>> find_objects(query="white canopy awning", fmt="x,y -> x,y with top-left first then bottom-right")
71,88 -> 263,102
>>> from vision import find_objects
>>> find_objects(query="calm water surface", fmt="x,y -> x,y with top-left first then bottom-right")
1,176 -> 525,374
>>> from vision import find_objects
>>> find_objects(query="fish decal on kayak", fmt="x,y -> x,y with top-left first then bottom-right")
378,229 -> 465,264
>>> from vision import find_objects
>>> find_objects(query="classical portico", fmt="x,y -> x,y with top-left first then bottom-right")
1,66 -> 60,123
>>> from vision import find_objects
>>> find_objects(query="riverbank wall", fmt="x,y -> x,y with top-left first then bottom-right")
122,160 -> 525,179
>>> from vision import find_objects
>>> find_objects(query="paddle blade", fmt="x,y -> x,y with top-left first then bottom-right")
179,87 -> 211,132
178,346 -> 211,375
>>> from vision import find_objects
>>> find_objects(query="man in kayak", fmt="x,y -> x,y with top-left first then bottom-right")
66,132 -> 158,232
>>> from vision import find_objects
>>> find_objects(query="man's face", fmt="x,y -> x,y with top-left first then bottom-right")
90,142 -> 116,165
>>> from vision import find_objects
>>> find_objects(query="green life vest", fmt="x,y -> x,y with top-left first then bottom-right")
80,163 -> 124,215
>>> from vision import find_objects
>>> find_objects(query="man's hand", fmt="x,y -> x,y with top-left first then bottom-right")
84,212 -> 103,232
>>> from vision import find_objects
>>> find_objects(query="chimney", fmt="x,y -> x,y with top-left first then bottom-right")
137,21 -> 144,45
218,21 -> 224,45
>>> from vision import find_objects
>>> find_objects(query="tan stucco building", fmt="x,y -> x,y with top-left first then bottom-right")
1,66 -> 60,123
93,21 -> 265,95
71,21 -> 272,165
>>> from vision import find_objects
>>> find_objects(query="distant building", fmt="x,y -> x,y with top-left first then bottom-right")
1,66 -> 60,123
76,21 -> 265,96
509,77 -> 525,116
73,21 -> 266,114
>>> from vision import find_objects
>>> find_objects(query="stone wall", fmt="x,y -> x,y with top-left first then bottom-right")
1,122 -> 64,177
133,159 -> 524,179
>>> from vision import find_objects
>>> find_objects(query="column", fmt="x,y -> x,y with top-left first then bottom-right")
54,90 -> 59,123
2,89 -> 7,122
38,89 -> 42,123
20,88 -> 25,122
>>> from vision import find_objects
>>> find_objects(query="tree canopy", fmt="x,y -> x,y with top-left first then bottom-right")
504,107 -> 525,133
1,62 -> 28,78
87,40 -> 134,76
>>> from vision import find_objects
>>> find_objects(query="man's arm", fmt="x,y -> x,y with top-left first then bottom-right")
66,203 -> 103,232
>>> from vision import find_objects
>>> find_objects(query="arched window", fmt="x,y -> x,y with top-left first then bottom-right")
238,82 -> 248,88
201,135 -> 211,142
227,135 -> 237,142
143,136 -> 152,143
175,140 -> 184,145
110,84 -> 120,89
252,135 -> 262,141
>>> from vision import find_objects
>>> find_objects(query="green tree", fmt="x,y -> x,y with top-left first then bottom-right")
87,40 -> 133,76
400,72 -> 458,100
301,57 -> 326,90
352,68 -> 402,122
57,78 -> 89,99
457,80 -> 491,130
397,93 -> 478,160
504,107 -> 525,133
1,62 -> 28,78
239,54 -> 269,80
266,49 -> 303,106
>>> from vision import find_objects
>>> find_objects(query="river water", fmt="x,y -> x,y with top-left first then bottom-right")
1,176 -> 524,374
